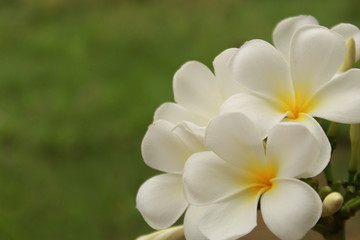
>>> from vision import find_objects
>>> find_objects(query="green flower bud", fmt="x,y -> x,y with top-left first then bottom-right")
319,186 -> 332,200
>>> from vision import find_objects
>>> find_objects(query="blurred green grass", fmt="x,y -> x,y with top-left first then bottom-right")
0,0 -> 358,239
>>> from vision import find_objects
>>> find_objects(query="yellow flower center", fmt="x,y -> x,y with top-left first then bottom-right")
249,163 -> 277,192
281,91 -> 314,120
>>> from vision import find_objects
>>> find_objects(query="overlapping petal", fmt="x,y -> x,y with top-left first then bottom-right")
136,174 -> 188,230
199,190 -> 260,240
266,122 -> 321,178
183,151 -> 246,205
310,69 -> 360,123
184,205 -> 208,240
141,120 -> 192,173
290,25 -> 346,97
220,93 -> 286,138
230,39 -> 294,103
205,112 -> 266,168
173,61 -> 223,118
213,48 -> 243,99
273,15 -> 319,59
285,113 -> 331,177
171,122 -> 206,154
273,15 -> 360,62
332,23 -> 360,61
154,102 -> 208,126
261,178 -> 322,240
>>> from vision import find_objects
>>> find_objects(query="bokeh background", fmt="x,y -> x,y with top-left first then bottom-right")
0,0 -> 359,239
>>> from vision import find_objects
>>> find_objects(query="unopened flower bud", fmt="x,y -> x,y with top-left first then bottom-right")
322,192 -> 344,217
136,226 -> 185,240
338,37 -> 356,72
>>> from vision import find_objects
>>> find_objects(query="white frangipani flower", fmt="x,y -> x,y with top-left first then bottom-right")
273,15 -> 360,61
224,25 -> 360,175
136,120 -> 207,240
154,48 -> 242,132
184,113 -> 325,240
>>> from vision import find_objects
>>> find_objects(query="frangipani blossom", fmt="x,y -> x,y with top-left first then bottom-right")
136,120 -> 207,240
273,15 -> 360,62
224,25 -> 360,175
154,48 -> 242,133
184,113 -> 325,240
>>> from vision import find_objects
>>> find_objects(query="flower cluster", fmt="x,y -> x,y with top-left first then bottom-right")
136,15 -> 360,240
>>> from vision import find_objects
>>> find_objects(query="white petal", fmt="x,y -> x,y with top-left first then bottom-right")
205,112 -> 266,168
183,151 -> 245,205
273,15 -> 319,59
266,122 -> 321,178
332,23 -> 360,61
136,226 -> 184,240
173,61 -> 223,117
230,39 -> 294,103
290,25 -> 346,97
310,69 -> 360,123
261,178 -> 322,240
154,102 -> 208,126
220,93 -> 286,138
172,122 -> 206,154
285,114 -> 331,177
199,190 -> 260,240
141,120 -> 191,173
184,205 -> 208,240
213,48 -> 243,99
331,23 -> 360,37
136,174 -> 188,230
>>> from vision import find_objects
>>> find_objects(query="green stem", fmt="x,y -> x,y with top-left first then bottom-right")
349,124 -> 360,182
324,164 -> 335,187
327,122 -> 338,141
325,122 -> 337,186
341,197 -> 360,218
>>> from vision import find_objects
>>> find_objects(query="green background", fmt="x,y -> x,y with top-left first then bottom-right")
0,0 -> 359,239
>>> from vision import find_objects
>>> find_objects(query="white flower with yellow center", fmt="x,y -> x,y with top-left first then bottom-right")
223,25 -> 360,175
184,113 -> 326,240
136,120 -> 208,240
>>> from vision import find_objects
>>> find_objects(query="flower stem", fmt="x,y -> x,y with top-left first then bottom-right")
341,197 -> 360,218
349,124 -> 360,182
324,164 -> 335,187
325,122 -> 337,186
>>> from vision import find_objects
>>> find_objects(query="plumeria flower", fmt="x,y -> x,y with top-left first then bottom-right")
184,113 -> 325,240
273,15 -> 360,62
154,48 -> 242,134
223,24 -> 360,175
136,120 -> 208,240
